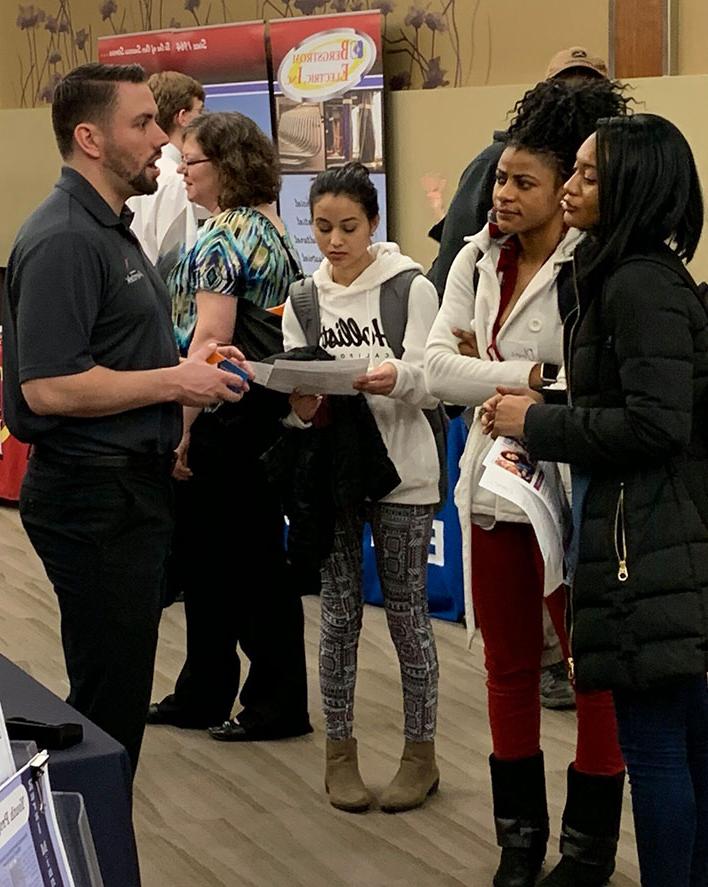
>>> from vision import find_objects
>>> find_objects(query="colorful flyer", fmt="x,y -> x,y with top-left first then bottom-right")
269,11 -> 386,274
0,755 -> 74,886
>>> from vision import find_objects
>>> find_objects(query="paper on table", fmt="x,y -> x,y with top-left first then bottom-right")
249,359 -> 369,396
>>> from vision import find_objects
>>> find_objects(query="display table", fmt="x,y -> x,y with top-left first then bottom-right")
0,655 -> 141,887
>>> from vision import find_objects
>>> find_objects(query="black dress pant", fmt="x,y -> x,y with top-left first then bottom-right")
19,455 -> 174,774
158,431 -> 310,728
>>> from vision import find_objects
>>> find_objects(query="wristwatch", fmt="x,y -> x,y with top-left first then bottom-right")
540,362 -> 560,385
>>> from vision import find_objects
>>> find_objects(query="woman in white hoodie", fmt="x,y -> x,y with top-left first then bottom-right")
282,163 -> 441,815
425,81 -> 629,887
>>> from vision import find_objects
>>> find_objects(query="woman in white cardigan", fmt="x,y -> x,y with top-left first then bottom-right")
425,80 -> 628,887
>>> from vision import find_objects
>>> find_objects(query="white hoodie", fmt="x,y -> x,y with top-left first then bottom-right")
282,242 -> 441,505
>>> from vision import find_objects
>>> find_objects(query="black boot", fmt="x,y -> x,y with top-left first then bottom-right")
490,753 -> 549,887
538,765 -> 625,886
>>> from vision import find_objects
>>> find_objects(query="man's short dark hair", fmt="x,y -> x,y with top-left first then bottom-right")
51,63 -> 147,159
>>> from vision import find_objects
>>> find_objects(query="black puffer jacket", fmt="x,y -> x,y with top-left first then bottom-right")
525,247 -> 708,692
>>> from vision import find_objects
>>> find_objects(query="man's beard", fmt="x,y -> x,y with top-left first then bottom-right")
103,142 -> 159,197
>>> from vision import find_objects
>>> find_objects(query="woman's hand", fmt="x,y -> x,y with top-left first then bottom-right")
481,386 -> 543,437
173,432 -> 192,481
353,361 -> 398,396
289,391 -> 322,422
490,393 -> 541,439
452,327 -> 480,358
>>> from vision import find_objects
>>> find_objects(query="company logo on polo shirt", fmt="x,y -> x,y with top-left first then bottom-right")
125,266 -> 144,285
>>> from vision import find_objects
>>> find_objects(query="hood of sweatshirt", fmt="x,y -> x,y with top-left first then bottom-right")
312,241 -> 423,298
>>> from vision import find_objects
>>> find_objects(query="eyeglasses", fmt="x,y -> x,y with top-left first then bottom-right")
180,157 -> 212,167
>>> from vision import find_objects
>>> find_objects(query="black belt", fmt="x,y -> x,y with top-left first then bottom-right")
32,448 -> 175,471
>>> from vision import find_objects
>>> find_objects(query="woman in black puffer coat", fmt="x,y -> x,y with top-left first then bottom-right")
485,114 -> 708,887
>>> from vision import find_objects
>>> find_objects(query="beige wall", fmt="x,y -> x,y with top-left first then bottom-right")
4,74 -> 708,279
677,0 -> 708,74
4,0 -> 708,110
0,110 -> 60,265
388,74 -> 708,282
0,0 -> 610,108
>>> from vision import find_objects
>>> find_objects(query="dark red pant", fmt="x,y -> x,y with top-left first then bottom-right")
472,522 -> 624,775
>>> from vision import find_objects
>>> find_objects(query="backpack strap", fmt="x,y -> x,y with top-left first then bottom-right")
288,277 -> 320,348
379,268 -> 422,359
379,267 -> 450,509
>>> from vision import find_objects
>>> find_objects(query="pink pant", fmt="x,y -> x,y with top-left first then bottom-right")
472,522 -> 624,775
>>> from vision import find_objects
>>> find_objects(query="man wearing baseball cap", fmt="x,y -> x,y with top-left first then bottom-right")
545,46 -> 608,79
427,46 -> 608,298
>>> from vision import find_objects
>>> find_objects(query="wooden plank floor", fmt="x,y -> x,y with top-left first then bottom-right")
0,505 -> 640,886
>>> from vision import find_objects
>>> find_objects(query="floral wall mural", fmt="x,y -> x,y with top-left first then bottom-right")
3,0 -> 610,109
256,0 -> 467,90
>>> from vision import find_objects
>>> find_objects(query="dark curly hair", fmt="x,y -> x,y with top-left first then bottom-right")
505,78 -> 633,181
309,162 -> 379,221
183,111 -> 280,209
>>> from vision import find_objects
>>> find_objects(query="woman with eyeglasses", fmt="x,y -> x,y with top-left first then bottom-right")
486,113 -> 708,887
147,111 -> 313,744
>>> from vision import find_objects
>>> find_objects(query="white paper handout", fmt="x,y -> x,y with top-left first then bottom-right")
479,436 -> 570,594
249,359 -> 369,396
0,700 -> 13,783
0,752 -> 75,886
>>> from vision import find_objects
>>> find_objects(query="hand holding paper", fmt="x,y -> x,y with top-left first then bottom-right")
353,361 -> 398,396
481,386 -> 543,436
249,358 -> 369,395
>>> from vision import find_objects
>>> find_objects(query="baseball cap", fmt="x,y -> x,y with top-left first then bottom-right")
546,46 -> 608,80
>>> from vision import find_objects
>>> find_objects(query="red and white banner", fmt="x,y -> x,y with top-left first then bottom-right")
98,21 -> 273,137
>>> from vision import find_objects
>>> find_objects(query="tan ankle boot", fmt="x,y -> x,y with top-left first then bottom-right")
325,737 -> 373,813
380,739 -> 440,813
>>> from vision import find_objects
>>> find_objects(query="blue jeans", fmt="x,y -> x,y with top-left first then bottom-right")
613,676 -> 708,887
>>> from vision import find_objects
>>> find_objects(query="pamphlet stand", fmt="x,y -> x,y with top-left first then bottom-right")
10,739 -> 104,886
10,738 -> 37,768
53,792 -> 105,887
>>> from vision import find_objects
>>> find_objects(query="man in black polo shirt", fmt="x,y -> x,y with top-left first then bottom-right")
2,63 -> 248,773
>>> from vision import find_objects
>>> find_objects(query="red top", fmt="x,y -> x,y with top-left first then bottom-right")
487,225 -> 521,361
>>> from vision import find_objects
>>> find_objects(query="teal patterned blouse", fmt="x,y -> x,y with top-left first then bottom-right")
168,206 -> 302,353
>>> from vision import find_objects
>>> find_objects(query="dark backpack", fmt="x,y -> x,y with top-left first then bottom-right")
288,268 -> 449,508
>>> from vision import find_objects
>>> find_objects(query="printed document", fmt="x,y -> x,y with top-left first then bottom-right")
249,359 -> 369,395
479,436 -> 570,594
0,754 -> 74,886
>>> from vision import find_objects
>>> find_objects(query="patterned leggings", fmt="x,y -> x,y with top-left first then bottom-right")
320,502 -> 439,742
